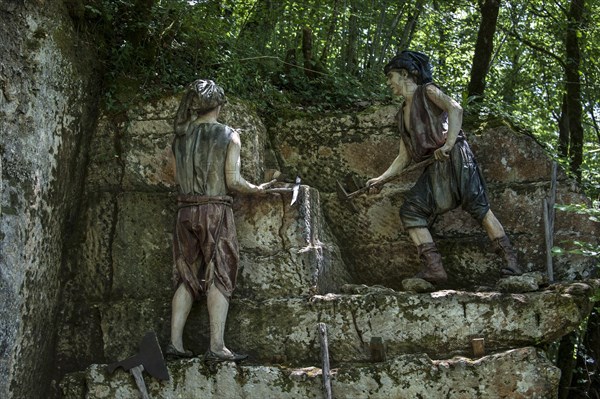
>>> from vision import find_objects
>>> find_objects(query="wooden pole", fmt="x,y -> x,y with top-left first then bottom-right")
369,337 -> 386,362
317,323 -> 333,399
471,338 -> 486,357
543,198 -> 552,281
544,162 -> 558,283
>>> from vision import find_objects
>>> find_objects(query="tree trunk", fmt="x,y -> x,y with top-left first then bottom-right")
361,0 -> 376,70
379,2 -> 407,61
366,7 -> 387,70
467,0 -> 501,100
320,0 -> 340,64
302,27 -> 325,79
500,49 -> 520,104
564,0 -> 585,179
590,107 -> 600,145
343,0 -> 359,75
302,27 -> 314,79
237,0 -> 285,54
557,332 -> 578,399
397,0 -> 424,52
433,0 -> 447,68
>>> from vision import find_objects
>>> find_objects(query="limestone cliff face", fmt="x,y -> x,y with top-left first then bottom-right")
0,1 -> 102,398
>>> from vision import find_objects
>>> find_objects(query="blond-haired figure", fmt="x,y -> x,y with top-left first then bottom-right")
168,80 -> 269,361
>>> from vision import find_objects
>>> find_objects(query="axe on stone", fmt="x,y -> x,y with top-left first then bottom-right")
107,331 -> 169,399
264,175 -> 302,206
336,157 -> 435,212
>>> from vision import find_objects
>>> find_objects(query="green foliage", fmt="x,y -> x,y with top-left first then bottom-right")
83,0 -> 237,108
81,0 -> 599,193
552,241 -> 599,258
552,201 -> 600,259
83,0 -> 425,110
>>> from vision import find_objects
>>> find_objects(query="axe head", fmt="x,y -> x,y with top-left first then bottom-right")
336,180 -> 359,213
336,179 -> 349,201
107,331 -> 170,381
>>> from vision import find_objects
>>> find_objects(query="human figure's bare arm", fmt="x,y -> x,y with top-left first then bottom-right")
425,84 -> 463,160
366,139 -> 411,193
225,130 -> 266,194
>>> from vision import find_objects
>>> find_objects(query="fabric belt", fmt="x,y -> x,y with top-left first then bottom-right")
177,194 -> 233,208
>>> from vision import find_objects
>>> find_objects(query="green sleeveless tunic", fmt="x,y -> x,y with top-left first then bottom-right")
172,122 -> 233,196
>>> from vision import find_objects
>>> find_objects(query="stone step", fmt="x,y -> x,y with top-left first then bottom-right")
98,282 -> 594,365
60,347 -> 558,399
322,181 -> 598,290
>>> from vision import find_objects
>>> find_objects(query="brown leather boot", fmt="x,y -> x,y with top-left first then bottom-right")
414,242 -> 448,284
493,236 -> 523,276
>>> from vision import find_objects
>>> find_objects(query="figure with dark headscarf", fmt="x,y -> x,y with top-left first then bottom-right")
366,51 -> 522,284
167,79 -> 270,361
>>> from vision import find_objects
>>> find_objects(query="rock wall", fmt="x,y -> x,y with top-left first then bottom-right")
0,1 -> 102,398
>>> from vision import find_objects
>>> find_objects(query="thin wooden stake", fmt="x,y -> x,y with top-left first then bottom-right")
544,162 -> 558,283
471,338 -> 486,357
543,198 -> 552,281
318,323 -> 333,399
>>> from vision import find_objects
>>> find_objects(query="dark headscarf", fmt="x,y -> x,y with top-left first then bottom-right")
189,79 -> 226,114
384,50 -> 433,85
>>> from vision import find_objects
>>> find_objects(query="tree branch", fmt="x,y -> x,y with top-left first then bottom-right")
205,56 -> 331,77
501,27 -> 566,68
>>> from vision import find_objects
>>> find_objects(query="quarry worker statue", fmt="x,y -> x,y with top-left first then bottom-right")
366,51 -> 523,284
167,79 -> 268,362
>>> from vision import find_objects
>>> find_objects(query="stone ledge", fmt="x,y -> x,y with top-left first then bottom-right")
60,347 -> 558,399
96,281 -> 596,365
224,282 -> 594,364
